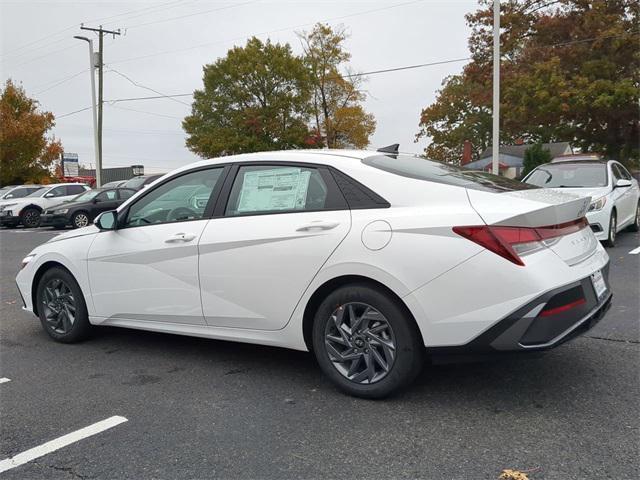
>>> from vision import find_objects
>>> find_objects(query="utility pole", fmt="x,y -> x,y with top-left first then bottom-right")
79,24 -> 121,187
492,0 -> 500,175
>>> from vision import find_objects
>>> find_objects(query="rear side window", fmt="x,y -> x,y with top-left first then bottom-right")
363,155 -> 536,192
225,165 -> 342,216
118,188 -> 136,200
66,185 -> 87,195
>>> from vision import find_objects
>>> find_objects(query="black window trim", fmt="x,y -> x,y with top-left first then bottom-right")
116,164 -> 231,230
215,161 -> 349,219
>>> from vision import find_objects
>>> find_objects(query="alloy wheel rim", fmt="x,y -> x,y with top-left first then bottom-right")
41,278 -> 76,334
324,302 -> 396,384
75,214 -> 89,227
24,211 -> 38,227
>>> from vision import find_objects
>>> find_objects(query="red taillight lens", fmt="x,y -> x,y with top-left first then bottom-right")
453,218 -> 589,266
539,298 -> 586,317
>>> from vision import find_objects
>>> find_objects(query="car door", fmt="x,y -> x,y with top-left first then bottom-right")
91,189 -> 120,219
87,167 -> 226,325
198,163 -> 351,331
41,185 -> 70,209
611,163 -> 635,225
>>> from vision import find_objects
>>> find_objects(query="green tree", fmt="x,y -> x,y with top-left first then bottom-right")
298,23 -> 376,148
417,0 -> 639,165
0,79 -> 62,185
184,37 -> 313,158
522,143 -> 552,177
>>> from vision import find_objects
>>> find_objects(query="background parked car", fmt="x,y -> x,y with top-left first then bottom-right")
0,183 -> 90,228
101,180 -> 128,188
523,159 -> 640,246
40,187 -> 137,229
0,185 -> 43,200
121,174 -> 163,191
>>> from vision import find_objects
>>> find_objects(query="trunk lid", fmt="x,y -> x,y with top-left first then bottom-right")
466,188 -> 596,265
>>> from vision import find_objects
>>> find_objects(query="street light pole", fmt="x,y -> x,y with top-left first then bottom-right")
74,35 -> 101,187
492,0 -> 500,175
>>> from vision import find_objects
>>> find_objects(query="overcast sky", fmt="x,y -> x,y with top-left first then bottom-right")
1,0 -> 476,173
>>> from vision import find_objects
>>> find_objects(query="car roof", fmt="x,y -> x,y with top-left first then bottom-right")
536,160 -> 608,167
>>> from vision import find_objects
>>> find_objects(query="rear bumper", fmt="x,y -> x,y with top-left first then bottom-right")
428,263 -> 612,358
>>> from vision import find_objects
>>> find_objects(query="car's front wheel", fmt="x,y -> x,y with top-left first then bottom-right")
604,210 -> 617,248
36,267 -> 91,343
71,211 -> 90,228
312,284 -> 424,398
20,208 -> 41,228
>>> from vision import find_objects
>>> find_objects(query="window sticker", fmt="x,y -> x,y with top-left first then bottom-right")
236,167 -> 311,213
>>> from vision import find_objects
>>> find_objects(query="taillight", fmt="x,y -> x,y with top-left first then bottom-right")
453,217 -> 589,266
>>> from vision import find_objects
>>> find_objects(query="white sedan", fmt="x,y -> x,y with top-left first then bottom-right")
16,150 -> 612,398
523,160 -> 640,246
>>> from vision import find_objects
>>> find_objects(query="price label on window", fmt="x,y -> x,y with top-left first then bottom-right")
237,168 -> 311,213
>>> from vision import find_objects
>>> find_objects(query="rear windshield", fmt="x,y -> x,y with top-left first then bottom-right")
524,163 -> 608,188
363,155 -> 537,192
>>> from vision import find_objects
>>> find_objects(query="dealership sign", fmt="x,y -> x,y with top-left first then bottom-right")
62,153 -> 79,176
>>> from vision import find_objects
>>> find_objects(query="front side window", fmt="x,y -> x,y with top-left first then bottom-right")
3,187 -> 38,199
96,190 -> 117,201
124,168 -> 223,227
525,163 -> 608,188
226,165 -> 328,216
48,186 -> 67,197
26,187 -> 48,198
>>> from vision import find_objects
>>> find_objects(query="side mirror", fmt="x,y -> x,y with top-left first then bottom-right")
5,194 -> 13,199
92,197 -> 100,204
44,192 -> 54,198
95,210 -> 117,230
615,179 -> 632,188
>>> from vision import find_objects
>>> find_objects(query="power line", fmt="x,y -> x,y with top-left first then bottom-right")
87,0 -> 191,26
106,93 -> 193,103
109,104 -> 183,120
107,68 -> 191,106
57,106 -> 93,119
109,0 -> 426,65
123,0 -> 260,30
35,69 -> 88,95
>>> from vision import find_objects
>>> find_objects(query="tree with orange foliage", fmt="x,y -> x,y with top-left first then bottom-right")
0,79 -> 62,185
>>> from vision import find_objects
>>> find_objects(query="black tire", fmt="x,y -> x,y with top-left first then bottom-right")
628,202 -> 640,232
36,267 -> 91,343
312,284 -> 424,399
20,208 -> 41,228
71,211 -> 90,229
603,210 -> 617,248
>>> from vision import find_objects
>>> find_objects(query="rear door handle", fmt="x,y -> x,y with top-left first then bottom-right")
165,232 -> 197,243
296,221 -> 340,232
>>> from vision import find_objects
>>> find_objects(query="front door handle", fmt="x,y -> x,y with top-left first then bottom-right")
165,232 -> 197,243
296,221 -> 340,232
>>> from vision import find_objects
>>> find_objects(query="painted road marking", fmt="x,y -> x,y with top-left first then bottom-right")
629,246 -> 640,255
0,416 -> 128,473
0,378 -> 10,384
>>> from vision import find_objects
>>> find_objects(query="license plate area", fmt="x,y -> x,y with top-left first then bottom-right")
591,269 -> 607,300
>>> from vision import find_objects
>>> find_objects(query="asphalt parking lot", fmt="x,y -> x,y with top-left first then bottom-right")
1,227 -> 638,479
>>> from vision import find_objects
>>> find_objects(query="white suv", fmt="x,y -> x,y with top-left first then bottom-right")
523,160 -> 640,246
0,183 -> 90,228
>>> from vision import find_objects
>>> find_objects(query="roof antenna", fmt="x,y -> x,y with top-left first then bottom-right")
377,144 -> 399,154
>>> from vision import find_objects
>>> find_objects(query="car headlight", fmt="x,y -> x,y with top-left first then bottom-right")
21,254 -> 36,270
54,208 -> 69,214
588,196 -> 607,212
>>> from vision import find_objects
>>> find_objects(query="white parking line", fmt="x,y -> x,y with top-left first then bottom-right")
0,378 -> 10,384
629,246 -> 640,255
0,416 -> 128,473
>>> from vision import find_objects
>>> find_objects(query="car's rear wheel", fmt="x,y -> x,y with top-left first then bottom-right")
628,202 -> 640,232
36,267 -> 91,343
72,211 -> 90,228
21,208 -> 41,228
312,284 -> 424,398
604,210 -> 617,247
